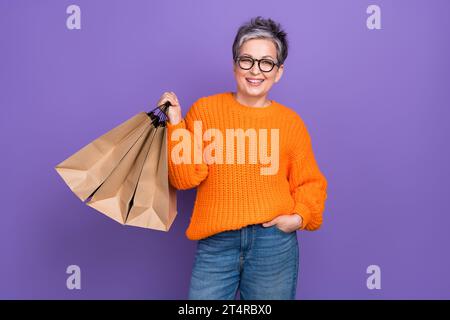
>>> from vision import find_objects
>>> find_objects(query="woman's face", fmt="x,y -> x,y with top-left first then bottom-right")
233,38 -> 284,99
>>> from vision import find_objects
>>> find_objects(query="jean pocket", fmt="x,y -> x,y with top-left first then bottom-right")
273,224 -> 294,235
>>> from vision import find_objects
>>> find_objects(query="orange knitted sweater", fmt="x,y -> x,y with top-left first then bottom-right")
166,92 -> 328,240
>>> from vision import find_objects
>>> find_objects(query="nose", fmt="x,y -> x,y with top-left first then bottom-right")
249,62 -> 261,75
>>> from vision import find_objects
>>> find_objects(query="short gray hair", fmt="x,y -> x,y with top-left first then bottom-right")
232,16 -> 288,65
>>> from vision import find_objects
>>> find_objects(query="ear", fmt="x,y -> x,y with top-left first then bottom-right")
274,64 -> 284,83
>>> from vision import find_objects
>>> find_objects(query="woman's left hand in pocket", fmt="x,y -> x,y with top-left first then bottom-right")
262,213 -> 303,233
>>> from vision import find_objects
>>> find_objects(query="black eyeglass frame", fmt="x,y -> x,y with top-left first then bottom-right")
235,56 -> 281,73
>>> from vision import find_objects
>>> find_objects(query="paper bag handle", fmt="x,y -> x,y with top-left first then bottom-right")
147,101 -> 172,127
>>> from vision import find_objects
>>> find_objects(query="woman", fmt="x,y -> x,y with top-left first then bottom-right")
157,16 -> 327,300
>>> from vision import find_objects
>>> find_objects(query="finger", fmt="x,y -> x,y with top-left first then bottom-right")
262,220 -> 276,227
161,92 -> 175,100
158,93 -> 171,104
266,215 -> 281,226
169,92 -> 179,104
165,92 -> 179,104
160,96 -> 177,107
161,92 -> 172,99
158,99 -> 173,108
167,99 -> 179,107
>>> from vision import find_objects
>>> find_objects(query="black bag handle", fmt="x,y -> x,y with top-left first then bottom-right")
146,101 -> 171,127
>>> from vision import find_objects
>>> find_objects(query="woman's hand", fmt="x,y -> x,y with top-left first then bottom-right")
262,213 -> 303,233
157,91 -> 182,125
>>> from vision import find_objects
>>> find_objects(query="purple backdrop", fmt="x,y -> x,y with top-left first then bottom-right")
1,0 -> 449,299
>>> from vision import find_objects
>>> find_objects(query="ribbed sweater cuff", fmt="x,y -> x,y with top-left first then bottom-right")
166,119 -> 186,131
294,202 -> 312,230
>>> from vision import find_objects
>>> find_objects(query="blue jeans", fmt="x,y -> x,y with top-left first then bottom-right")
188,223 -> 299,300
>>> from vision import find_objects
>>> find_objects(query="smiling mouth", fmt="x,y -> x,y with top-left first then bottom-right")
246,78 -> 264,85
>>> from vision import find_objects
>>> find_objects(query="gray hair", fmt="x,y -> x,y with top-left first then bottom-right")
232,16 -> 288,65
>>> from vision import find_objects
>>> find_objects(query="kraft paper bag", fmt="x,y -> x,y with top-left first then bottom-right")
55,113 -> 151,201
126,127 -> 177,231
55,102 -> 177,232
85,125 -> 154,224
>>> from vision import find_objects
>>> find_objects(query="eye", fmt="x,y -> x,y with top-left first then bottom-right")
239,57 -> 253,63
260,59 -> 275,68
238,57 -> 254,69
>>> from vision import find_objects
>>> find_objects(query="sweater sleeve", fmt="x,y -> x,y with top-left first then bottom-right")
288,121 -> 328,231
166,99 -> 209,190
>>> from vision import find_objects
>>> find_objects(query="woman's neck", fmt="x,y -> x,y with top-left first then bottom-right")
233,91 -> 272,108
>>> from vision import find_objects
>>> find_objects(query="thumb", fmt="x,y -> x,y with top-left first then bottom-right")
262,218 -> 277,227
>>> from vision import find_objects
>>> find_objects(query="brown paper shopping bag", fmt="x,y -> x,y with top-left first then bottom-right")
55,102 -> 177,231
85,125 -> 154,224
126,127 -> 177,231
55,113 -> 150,201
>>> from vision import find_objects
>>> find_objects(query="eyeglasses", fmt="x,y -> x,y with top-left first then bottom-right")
235,56 -> 280,73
